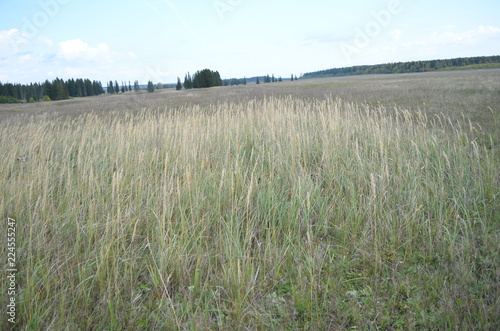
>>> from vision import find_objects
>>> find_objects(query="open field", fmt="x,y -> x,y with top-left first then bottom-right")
2,69 -> 499,148
1,70 -> 499,329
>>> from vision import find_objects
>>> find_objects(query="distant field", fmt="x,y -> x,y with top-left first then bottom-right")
439,62 -> 500,71
2,69 -> 499,143
1,70 -> 498,329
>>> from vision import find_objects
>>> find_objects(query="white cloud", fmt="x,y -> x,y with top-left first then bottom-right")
448,25 -> 500,44
1,33 -> 188,84
405,25 -> 500,47
19,54 -> 32,62
127,51 -> 138,59
387,29 -> 403,41
37,36 -> 54,46
0,29 -> 30,55
57,39 -> 111,61
473,25 -> 500,38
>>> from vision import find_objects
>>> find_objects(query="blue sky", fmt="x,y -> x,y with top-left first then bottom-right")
1,0 -> 499,84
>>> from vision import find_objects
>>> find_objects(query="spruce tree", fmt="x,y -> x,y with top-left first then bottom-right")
67,79 -> 75,96
85,79 -> 93,96
55,79 -> 69,100
176,77 -> 182,90
43,80 -> 54,100
191,69 -> 222,88
147,81 -> 154,93
184,73 -> 193,89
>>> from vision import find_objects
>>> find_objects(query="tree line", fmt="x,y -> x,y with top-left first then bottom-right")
302,55 -> 500,79
243,74 -> 298,85
177,71 -> 299,89
0,78 -> 105,102
106,80 -> 136,94
1,67 -> 301,102
182,69 -> 223,89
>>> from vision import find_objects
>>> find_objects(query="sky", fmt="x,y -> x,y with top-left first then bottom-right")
1,0 -> 499,85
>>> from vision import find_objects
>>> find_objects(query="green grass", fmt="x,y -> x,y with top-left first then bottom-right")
439,63 -> 500,71
0,96 -> 22,104
1,92 -> 498,329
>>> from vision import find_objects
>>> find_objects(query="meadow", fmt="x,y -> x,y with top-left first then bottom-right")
1,69 -> 499,330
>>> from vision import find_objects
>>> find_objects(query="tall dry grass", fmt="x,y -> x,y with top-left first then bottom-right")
1,96 -> 498,329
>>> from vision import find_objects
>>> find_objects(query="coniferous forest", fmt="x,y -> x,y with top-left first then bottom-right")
302,55 -> 500,78
0,78 -> 105,103
183,69 -> 223,89
2,56 -> 498,103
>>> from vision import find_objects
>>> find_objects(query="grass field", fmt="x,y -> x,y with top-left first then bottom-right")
1,69 -> 499,330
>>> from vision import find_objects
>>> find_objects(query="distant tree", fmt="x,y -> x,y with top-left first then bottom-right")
278,76 -> 282,82
134,80 -> 140,92
184,72 -> 193,89
66,79 -> 75,96
191,69 -> 222,88
32,82 -> 41,100
108,81 -> 114,94
54,78 -> 69,100
291,74 -> 294,81
147,81 -> 154,93
176,77 -> 182,90
93,81 -> 104,95
43,80 -> 55,100
256,77 -> 260,84
156,82 -> 163,90
243,77 -> 247,85
294,75 -> 298,81
84,79 -> 93,96
114,81 -> 119,94
75,78 -> 85,97
1,77 -> 103,101
271,74 -> 275,82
